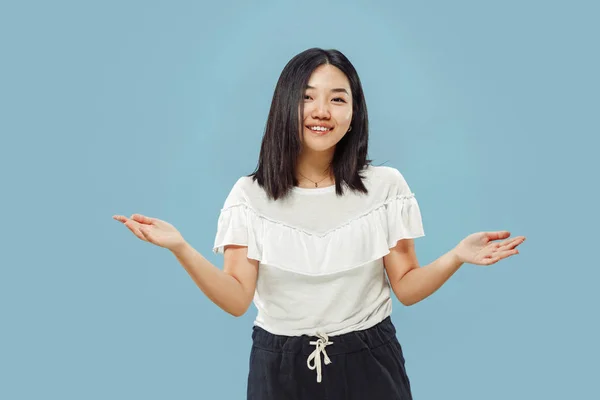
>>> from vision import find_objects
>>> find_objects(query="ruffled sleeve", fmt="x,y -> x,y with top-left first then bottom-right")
384,168 -> 425,248
212,178 -> 262,260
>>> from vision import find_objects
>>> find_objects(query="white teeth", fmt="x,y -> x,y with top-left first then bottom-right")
309,126 -> 330,131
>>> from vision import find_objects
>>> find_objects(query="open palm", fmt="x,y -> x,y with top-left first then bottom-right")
113,213 -> 186,251
453,231 -> 526,266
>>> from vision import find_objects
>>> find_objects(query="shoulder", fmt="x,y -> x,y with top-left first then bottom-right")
221,175 -> 269,209
366,165 -> 405,181
364,165 -> 413,196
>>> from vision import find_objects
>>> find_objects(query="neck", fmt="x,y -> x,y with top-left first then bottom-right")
296,148 -> 334,184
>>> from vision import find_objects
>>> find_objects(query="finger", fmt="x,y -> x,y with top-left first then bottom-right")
486,231 -> 511,241
139,226 -> 148,239
494,236 -> 520,249
124,220 -> 147,241
139,226 -> 155,244
481,248 -> 520,265
481,257 -> 499,266
498,236 -> 526,250
113,215 -> 128,223
131,214 -> 156,225
125,223 -> 145,241
492,248 -> 519,260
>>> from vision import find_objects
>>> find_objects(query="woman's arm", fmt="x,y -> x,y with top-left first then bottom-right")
172,243 -> 258,317
383,239 -> 461,306
384,232 -> 525,306
113,213 -> 258,317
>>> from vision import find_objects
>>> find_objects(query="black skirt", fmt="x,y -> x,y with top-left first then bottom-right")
247,317 -> 413,400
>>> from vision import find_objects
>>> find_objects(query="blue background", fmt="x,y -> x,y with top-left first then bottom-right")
1,0 -> 598,399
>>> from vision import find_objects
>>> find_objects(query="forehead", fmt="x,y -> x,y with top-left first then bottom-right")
306,64 -> 351,90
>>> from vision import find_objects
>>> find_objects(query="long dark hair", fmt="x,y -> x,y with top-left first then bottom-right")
249,48 -> 371,201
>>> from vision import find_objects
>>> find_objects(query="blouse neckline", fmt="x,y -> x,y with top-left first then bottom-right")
292,184 -> 336,194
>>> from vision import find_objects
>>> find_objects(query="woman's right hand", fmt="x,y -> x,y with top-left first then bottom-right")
112,214 -> 187,252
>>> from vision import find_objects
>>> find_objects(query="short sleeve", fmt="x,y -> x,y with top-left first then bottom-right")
212,178 -> 262,259
384,168 -> 425,248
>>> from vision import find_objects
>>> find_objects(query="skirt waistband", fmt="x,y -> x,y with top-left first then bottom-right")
251,317 -> 397,357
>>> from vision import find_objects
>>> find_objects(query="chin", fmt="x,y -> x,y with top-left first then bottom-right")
302,128 -> 344,153
302,137 -> 339,153
302,143 -> 336,153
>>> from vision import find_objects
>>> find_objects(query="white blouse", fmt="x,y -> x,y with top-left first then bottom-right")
213,165 -> 425,338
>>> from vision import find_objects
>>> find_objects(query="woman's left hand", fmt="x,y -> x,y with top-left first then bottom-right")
452,231 -> 526,266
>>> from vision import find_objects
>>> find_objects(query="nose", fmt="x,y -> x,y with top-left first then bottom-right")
311,99 -> 330,119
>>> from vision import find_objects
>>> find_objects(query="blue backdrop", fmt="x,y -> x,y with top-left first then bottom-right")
1,0 -> 598,399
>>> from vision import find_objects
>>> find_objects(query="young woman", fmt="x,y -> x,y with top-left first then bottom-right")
113,48 -> 525,399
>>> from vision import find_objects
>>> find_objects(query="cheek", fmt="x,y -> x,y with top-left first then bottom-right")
338,109 -> 352,126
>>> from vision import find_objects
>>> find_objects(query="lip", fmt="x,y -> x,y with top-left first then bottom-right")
306,123 -> 334,129
305,125 -> 334,136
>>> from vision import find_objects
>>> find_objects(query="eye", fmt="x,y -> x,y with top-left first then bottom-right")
332,97 -> 346,103
304,94 -> 312,100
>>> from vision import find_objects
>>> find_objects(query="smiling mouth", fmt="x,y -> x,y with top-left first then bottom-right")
306,126 -> 333,134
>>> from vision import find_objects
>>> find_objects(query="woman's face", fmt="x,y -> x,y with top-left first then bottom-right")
300,64 -> 353,153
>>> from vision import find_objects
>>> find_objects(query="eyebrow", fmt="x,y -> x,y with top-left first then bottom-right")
305,85 -> 349,95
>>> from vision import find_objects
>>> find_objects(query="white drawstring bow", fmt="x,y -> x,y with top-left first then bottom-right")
306,332 -> 333,383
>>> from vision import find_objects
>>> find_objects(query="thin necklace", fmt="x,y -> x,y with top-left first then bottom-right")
297,166 -> 332,187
